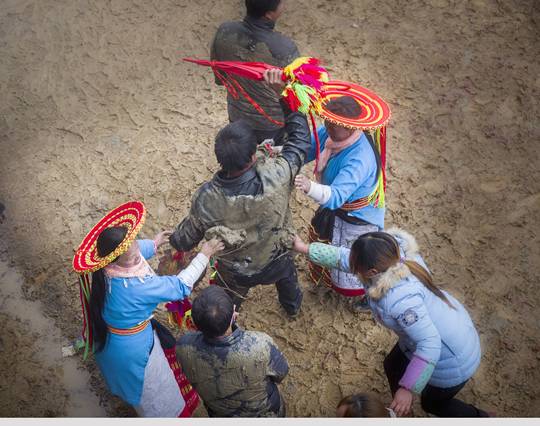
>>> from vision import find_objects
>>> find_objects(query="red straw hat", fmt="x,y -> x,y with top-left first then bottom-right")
318,80 -> 391,130
73,201 -> 146,274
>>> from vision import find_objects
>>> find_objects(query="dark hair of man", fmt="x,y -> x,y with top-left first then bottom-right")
214,120 -> 258,174
245,0 -> 281,18
192,286 -> 234,339
325,96 -> 362,119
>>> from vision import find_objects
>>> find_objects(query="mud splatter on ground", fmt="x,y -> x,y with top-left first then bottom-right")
0,0 -> 538,417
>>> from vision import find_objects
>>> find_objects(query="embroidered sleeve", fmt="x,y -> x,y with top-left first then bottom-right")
138,239 -> 157,260
391,296 -> 441,394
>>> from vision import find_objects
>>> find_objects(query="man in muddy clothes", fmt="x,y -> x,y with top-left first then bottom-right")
211,0 -> 299,145
176,286 -> 289,417
169,69 -> 310,316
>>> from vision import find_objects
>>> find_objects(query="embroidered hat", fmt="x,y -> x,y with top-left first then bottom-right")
72,201 -> 146,274
318,80 -> 391,130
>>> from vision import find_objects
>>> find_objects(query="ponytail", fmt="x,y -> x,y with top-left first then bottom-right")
404,260 -> 455,310
90,226 -> 128,353
90,269 -> 109,352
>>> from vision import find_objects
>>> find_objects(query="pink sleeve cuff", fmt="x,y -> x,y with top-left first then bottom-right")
398,355 -> 435,394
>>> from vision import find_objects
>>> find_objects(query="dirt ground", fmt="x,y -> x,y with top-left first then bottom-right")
0,0 -> 539,418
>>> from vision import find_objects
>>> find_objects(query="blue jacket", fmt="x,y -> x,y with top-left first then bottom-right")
305,126 -> 385,229
94,239 -> 192,405
307,228 -> 481,391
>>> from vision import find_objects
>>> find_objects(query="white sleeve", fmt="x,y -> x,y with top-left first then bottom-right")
306,180 -> 332,205
177,253 -> 209,288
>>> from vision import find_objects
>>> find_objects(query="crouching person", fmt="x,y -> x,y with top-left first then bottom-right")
176,286 -> 289,417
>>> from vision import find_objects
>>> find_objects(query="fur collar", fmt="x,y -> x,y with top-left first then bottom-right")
367,228 -> 420,300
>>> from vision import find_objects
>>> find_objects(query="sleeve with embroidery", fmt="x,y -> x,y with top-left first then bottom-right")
137,239 -> 156,260
390,294 -> 441,394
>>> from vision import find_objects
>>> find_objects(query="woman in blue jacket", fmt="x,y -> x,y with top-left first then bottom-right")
293,228 -> 488,417
90,226 -> 223,416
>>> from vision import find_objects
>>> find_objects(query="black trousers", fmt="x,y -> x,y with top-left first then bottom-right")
383,343 -> 488,417
215,253 -> 302,315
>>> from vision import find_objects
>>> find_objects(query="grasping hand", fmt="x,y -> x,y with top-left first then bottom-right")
263,68 -> 286,95
154,230 -> 173,248
292,235 -> 309,255
200,238 -> 225,258
294,174 -> 311,194
390,388 -> 413,417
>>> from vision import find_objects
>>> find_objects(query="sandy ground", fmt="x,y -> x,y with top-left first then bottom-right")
0,0 -> 539,417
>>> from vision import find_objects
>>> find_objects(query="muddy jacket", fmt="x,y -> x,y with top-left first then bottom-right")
176,328 -> 288,417
211,15 -> 299,131
170,101 -> 310,277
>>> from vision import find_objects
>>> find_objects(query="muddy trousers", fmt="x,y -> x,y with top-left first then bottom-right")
215,253 -> 302,315
384,344 -> 488,417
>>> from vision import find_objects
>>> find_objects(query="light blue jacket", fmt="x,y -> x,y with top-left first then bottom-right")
308,229 -> 481,391
94,239 -> 192,405
305,126 -> 385,229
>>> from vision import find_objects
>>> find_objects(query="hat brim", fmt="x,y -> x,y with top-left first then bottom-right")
73,201 -> 146,274
318,80 -> 391,130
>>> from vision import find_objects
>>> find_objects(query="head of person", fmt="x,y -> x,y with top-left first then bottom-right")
192,286 -> 236,339
215,120 -> 258,177
336,393 -> 389,417
349,231 -> 455,308
324,96 -> 362,142
245,0 -> 285,21
91,226 -> 129,352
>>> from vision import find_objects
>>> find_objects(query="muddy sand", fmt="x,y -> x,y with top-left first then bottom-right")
0,0 -> 539,417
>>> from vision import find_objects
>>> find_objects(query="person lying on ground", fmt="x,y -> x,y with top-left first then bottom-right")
293,229 -> 489,417
90,225 -> 223,417
337,393 -> 394,417
294,96 -> 385,312
169,69 -> 311,317
211,0 -> 299,145
176,286 -> 289,417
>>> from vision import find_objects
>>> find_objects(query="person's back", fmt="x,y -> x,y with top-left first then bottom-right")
211,0 -> 299,143
176,286 -> 289,417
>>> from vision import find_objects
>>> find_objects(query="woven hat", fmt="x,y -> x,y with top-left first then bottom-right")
73,201 -> 146,274
318,80 -> 391,130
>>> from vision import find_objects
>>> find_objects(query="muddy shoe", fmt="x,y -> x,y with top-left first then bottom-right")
351,296 -> 371,313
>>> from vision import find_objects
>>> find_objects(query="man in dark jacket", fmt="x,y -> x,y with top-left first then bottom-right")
211,0 -> 299,145
176,286 -> 289,417
169,69 -> 310,316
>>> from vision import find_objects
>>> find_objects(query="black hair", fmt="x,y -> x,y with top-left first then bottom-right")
192,286 -> 234,339
245,0 -> 281,18
325,96 -> 362,119
90,226 -> 127,352
214,120 -> 258,174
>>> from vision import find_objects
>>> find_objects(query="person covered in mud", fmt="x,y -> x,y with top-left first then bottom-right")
169,68 -> 311,317
176,286 -> 289,417
89,224 -> 223,417
293,229 -> 489,417
211,0 -> 299,145
294,96 -> 385,312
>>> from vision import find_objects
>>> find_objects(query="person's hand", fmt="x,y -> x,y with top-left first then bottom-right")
292,235 -> 309,255
294,174 -> 311,193
200,238 -> 225,258
154,230 -> 173,248
263,68 -> 286,95
390,388 -> 413,417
